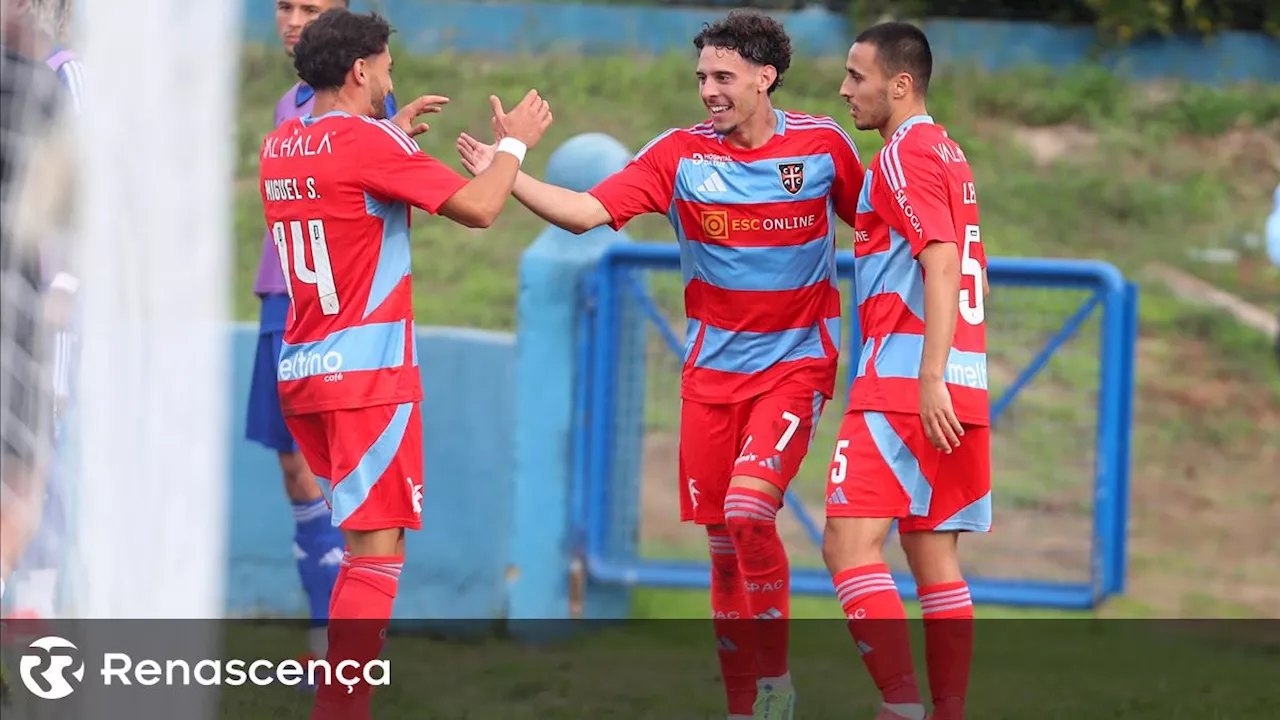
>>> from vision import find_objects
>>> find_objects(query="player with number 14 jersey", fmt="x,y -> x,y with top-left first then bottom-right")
261,113 -> 467,530
827,113 -> 991,532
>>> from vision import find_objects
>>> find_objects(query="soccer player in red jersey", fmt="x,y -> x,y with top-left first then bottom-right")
823,22 -> 990,720
247,0 -> 349,674
259,9 -> 552,719
458,11 -> 864,719
252,0 -> 412,672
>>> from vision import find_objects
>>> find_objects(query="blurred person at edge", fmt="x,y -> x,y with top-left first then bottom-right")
1,0 -> 83,626
1266,182 -> 1279,366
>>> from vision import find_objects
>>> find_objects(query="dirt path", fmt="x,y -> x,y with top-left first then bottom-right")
639,432 -> 1093,583
636,332 -> 1280,617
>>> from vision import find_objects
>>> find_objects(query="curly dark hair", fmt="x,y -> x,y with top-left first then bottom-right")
693,10 -> 792,95
293,9 -> 393,92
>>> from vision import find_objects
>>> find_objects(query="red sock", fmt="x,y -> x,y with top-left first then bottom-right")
723,487 -> 790,681
708,528 -> 757,716
919,581 -> 974,720
311,555 -> 402,720
327,551 -> 351,619
833,563 -> 921,705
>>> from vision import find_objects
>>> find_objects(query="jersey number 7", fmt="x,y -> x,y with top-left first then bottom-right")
273,218 -> 339,316
960,224 -> 984,325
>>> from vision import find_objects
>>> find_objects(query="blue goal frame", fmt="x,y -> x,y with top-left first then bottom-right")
573,242 -> 1137,610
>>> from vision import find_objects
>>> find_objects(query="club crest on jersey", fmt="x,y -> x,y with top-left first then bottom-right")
777,161 -> 805,195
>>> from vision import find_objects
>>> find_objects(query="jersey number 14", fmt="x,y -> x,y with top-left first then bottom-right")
273,219 -> 339,315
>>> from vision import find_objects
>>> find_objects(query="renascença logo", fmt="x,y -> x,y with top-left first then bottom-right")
19,636 -> 86,700
15,634 -> 390,700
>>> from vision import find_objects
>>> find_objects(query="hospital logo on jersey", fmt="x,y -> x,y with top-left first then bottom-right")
777,161 -> 805,195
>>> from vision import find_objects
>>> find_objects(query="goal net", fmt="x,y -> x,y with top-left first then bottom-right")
2,0 -> 241,716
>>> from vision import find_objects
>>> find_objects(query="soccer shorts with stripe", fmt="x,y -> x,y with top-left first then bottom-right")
679,382 -> 826,525
285,402 -> 424,532
825,410 -> 991,533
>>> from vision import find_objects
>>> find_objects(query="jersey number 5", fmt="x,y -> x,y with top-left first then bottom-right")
960,224 -> 984,325
273,219 -> 339,315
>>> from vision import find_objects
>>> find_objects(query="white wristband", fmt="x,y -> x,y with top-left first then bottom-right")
496,137 -> 527,166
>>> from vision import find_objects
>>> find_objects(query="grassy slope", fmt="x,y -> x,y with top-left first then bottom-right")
234,46 -> 1280,622
235,49 -> 1280,327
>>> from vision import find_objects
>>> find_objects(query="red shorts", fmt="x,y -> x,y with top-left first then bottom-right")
285,401 -> 424,532
678,383 -> 827,525
824,411 -> 991,533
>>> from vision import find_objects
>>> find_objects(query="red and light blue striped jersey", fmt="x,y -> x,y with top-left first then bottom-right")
259,111 -> 467,415
254,84 -> 401,296
589,109 -> 864,403
847,115 -> 989,426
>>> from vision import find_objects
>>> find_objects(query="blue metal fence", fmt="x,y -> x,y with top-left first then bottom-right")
574,242 -> 1137,610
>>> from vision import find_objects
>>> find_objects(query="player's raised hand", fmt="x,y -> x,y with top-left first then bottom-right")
491,89 -> 553,148
390,94 -> 450,138
920,378 -> 964,453
455,132 -> 497,177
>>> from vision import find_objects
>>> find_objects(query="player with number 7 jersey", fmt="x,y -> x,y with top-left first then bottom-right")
827,112 -> 991,534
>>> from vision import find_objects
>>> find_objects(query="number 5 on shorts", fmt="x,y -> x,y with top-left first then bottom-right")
829,439 -> 850,484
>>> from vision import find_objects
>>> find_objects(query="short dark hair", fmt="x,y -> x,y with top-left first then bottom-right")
693,10 -> 792,95
293,9 -> 392,92
854,21 -> 933,95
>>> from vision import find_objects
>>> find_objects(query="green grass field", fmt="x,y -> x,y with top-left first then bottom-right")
206,617 -> 1280,718
5,611 -> 1276,718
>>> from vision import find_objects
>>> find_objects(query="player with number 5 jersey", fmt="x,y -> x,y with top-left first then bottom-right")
843,116 -> 988,422
821,23 -> 989,720
830,68 -> 989,534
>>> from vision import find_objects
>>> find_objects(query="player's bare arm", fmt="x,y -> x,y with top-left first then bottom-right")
514,171 -> 613,234
918,240 -> 965,453
437,90 -> 553,228
455,113 -> 613,234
